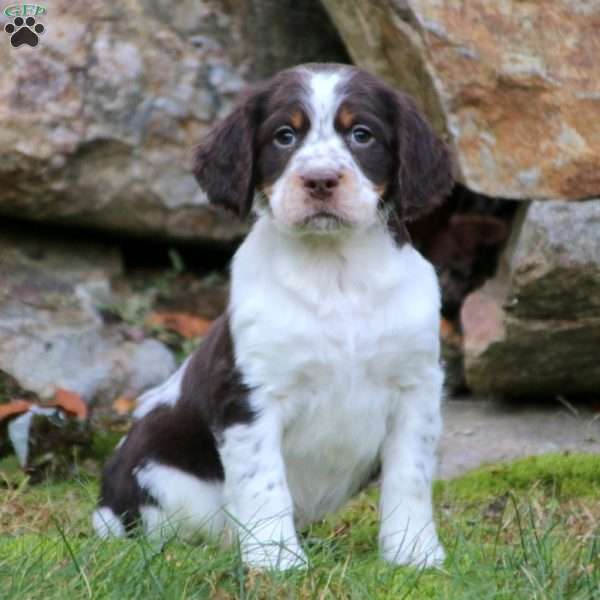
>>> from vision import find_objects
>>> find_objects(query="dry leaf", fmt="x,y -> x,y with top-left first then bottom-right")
0,399 -> 32,422
112,395 -> 137,415
146,311 -> 213,339
440,318 -> 462,346
50,388 -> 88,420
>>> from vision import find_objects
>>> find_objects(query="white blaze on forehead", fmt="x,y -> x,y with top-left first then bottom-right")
289,68 -> 354,174
305,70 -> 346,138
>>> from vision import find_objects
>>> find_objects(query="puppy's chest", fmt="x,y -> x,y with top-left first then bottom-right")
240,292 -> 402,511
282,375 -> 387,524
249,289 -> 406,397
280,355 -> 391,467
275,311 -> 396,522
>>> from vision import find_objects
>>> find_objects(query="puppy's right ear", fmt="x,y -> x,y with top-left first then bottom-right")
193,88 -> 264,219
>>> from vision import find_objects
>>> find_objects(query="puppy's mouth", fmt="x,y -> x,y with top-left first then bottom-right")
300,211 -> 351,232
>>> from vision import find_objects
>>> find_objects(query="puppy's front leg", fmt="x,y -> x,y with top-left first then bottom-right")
219,401 -> 306,570
379,367 -> 445,568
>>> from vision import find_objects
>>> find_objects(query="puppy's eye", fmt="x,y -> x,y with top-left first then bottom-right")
351,125 -> 373,145
274,126 -> 297,148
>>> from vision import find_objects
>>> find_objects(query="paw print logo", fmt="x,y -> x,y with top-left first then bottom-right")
4,16 -> 45,48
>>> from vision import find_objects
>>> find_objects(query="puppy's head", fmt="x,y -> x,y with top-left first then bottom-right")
194,64 -> 453,235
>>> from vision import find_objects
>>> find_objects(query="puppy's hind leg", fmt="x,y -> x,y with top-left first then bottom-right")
93,450 -> 146,539
134,461 -> 227,543
92,506 -> 126,539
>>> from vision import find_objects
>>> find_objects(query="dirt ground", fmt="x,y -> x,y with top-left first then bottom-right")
439,397 -> 600,479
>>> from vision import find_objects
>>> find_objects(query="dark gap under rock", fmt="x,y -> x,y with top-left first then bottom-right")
117,226 -> 237,322
120,236 -> 237,276
408,183 -> 520,321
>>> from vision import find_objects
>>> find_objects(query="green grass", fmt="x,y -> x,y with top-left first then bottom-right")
1,453 -> 599,599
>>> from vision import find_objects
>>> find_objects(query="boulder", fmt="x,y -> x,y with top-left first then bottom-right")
0,0 -> 347,241
321,0 -> 600,200
461,200 -> 600,396
0,226 -> 176,405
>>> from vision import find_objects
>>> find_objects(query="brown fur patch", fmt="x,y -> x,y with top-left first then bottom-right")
290,110 -> 304,130
98,315 -> 252,531
337,105 -> 355,129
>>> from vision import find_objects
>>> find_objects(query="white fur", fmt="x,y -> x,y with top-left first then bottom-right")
378,369 -> 445,566
134,461 -> 226,542
219,404 -> 307,569
92,507 -> 126,539
225,214 -> 444,568
134,356 -> 190,419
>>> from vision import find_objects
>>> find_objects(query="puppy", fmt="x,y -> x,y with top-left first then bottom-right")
93,63 -> 453,570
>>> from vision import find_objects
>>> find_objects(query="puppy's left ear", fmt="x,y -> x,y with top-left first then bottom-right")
390,93 -> 454,221
193,87 -> 264,219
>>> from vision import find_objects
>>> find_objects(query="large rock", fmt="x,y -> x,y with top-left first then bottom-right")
461,200 -> 600,396
0,0 -> 347,241
0,226 -> 176,404
321,0 -> 600,200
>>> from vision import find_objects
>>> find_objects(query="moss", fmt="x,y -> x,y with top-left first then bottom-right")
435,452 -> 600,503
1,453 -> 599,598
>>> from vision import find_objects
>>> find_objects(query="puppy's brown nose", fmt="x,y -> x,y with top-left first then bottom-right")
301,170 -> 341,199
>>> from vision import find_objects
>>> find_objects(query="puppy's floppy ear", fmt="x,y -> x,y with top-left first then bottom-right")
193,88 -> 264,219
389,93 -> 454,221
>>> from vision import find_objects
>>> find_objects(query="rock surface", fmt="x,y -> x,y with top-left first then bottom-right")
461,200 -> 600,396
0,226 -> 176,404
321,0 -> 600,200
0,0 -> 347,241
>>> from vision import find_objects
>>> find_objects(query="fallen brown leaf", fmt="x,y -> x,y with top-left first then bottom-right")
0,399 -> 32,422
440,318 -> 462,346
50,388 -> 88,420
146,311 -> 213,339
112,395 -> 137,415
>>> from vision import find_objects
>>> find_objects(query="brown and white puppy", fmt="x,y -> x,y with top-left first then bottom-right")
94,63 -> 453,570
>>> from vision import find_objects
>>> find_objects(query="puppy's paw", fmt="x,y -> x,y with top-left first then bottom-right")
380,531 -> 445,568
243,542 -> 308,571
